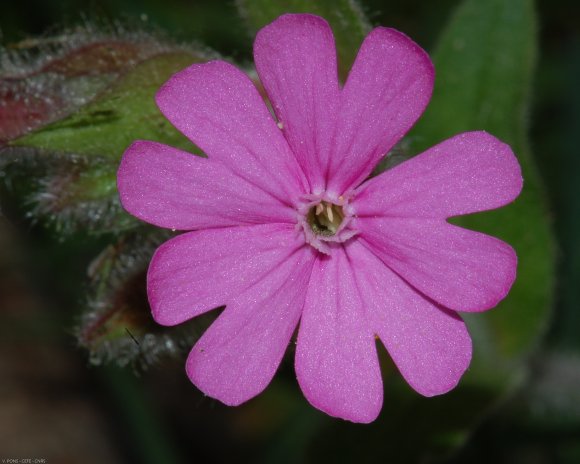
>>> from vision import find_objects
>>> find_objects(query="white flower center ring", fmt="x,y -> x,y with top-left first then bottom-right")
297,193 -> 358,254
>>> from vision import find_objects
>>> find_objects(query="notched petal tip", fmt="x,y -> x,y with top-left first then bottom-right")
152,56 -> 306,200
326,24 -> 435,192
116,139 -> 157,218
185,348 -> 251,407
354,129 -> 524,222
295,251 -> 383,424
467,130 -> 524,204
299,384 -> 382,424
365,27 -> 435,116
256,12 -> 333,37
368,26 -> 435,82
408,328 -> 473,398
154,60 -> 233,118
471,240 -> 518,313
450,234 -> 519,313
146,243 -> 184,327
253,12 -> 339,192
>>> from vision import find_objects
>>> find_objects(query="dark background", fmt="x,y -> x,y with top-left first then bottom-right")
1,0 -> 579,463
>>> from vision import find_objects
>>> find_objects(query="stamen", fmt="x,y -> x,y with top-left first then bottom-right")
307,200 -> 344,237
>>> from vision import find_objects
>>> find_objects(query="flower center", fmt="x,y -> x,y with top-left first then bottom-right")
296,193 -> 358,255
307,201 -> 344,236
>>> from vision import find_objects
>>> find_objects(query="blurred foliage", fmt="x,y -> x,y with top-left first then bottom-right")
533,12 -> 580,352
1,0 -> 578,463
13,53 -> 198,159
409,0 -> 553,386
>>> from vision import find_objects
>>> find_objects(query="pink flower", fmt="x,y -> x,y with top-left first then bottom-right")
117,14 -> 522,423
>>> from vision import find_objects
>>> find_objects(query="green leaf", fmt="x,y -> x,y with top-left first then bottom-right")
409,0 -> 553,385
236,0 -> 370,79
11,52 -> 200,159
9,51 -> 205,233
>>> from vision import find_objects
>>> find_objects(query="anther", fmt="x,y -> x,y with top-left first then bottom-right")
327,205 -> 333,222
307,201 -> 344,237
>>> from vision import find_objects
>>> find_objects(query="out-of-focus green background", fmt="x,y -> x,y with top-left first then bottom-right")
1,0 -> 578,463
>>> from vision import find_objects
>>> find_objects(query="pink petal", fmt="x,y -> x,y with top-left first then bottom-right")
148,224 -> 305,326
295,247 -> 382,423
254,14 -> 340,192
353,132 -> 523,218
186,245 -> 315,406
359,217 -> 517,312
326,27 -> 434,195
346,241 -> 472,396
155,60 -> 308,202
118,141 -> 295,230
